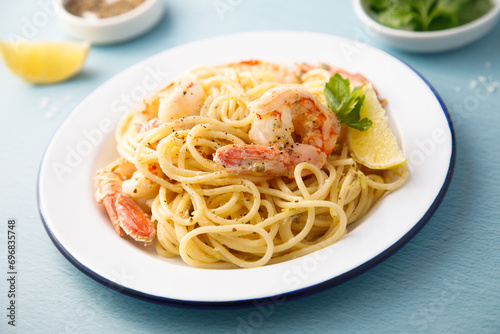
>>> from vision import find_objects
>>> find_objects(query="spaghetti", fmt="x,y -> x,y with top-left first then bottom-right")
95,60 -> 408,269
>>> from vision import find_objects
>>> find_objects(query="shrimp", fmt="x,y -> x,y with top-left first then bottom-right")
334,69 -> 370,89
157,79 -> 204,122
136,117 -> 162,133
295,62 -> 371,89
94,158 -> 156,244
213,86 -> 340,177
222,59 -> 300,84
214,144 -> 326,176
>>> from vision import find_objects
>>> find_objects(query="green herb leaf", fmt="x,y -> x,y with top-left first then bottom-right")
343,95 -> 373,131
363,0 -> 493,31
377,5 -> 417,30
458,0 -> 494,25
324,74 -> 372,131
324,74 -> 350,109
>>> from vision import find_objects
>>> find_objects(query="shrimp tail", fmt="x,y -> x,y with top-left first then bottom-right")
95,170 -> 156,244
113,193 -> 156,244
101,194 -> 124,237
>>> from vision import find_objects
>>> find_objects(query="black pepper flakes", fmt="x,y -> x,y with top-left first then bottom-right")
65,0 -> 146,19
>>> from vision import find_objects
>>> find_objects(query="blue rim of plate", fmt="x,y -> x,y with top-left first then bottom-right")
37,34 -> 455,309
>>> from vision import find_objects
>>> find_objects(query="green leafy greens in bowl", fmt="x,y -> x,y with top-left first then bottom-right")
362,0 -> 494,31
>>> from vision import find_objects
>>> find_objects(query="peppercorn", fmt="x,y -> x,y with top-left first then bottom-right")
64,0 -> 146,19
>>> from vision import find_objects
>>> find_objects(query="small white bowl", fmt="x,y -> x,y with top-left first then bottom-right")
353,0 -> 500,53
56,0 -> 164,45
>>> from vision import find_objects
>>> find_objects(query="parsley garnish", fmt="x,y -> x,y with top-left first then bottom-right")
324,74 -> 372,131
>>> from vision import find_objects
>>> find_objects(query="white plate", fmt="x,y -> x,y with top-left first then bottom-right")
38,31 -> 455,306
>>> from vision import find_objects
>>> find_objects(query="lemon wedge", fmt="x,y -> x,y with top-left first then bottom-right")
0,40 -> 90,84
348,84 -> 406,169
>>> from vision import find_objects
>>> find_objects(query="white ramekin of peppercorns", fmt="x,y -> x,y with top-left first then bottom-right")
56,0 -> 164,44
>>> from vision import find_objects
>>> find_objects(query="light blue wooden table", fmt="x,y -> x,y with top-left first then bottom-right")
1,1 -> 499,333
